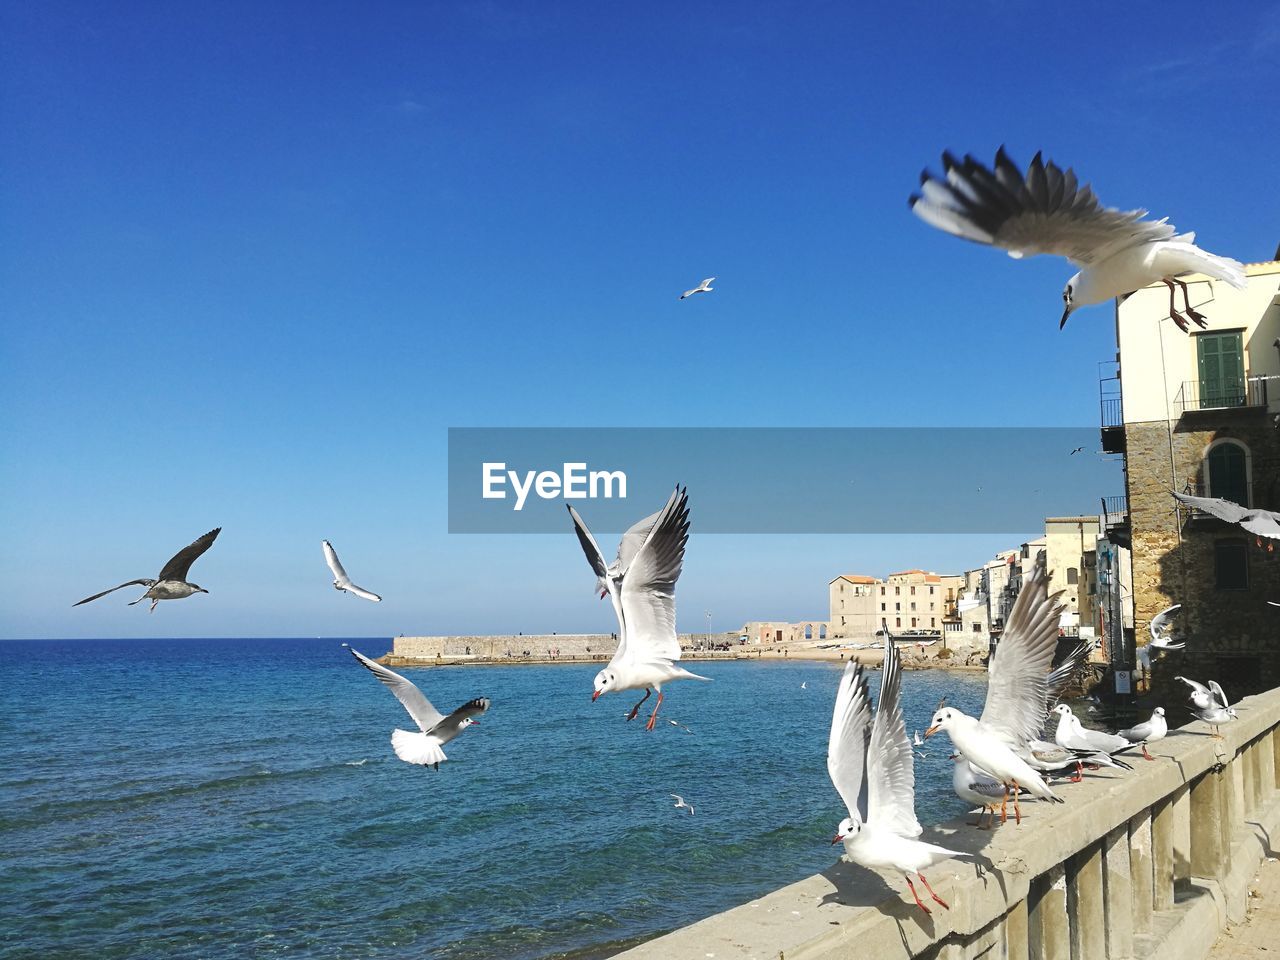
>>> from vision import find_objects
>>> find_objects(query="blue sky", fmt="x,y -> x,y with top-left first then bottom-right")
2,2 -> 1277,639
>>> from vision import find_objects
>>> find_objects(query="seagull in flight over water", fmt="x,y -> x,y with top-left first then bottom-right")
679,277 -> 715,300
569,486 -> 709,730
344,645 -> 489,769
670,794 -> 695,815
909,147 -> 1246,332
828,631 -> 971,913
322,540 -> 382,602
73,528 -> 220,612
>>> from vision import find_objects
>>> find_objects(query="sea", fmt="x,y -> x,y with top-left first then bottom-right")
0,638 -> 991,960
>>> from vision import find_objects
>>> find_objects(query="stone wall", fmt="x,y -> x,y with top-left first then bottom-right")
391,631 -> 742,660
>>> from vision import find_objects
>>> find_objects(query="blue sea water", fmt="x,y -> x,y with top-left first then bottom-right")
0,639 -> 989,960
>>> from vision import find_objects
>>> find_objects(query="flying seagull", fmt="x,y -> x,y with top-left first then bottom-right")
1176,676 -> 1237,739
322,540 -> 382,602
1173,491 -> 1280,549
1148,603 -> 1185,650
670,794 -> 695,815
829,632 -> 971,913
344,645 -> 488,769
73,528 -> 221,612
909,148 -> 1246,331
679,277 -> 715,300
569,486 -> 709,731
1069,446 -> 1085,455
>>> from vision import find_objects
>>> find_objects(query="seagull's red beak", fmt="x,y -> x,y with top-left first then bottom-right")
468,721 -> 479,727
600,590 -> 607,600
924,725 -> 939,738
831,834 -> 844,845
592,690 -> 601,702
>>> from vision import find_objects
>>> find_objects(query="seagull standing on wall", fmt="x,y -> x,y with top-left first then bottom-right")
73,528 -> 221,613
909,148 -> 1246,332
568,487 -> 710,731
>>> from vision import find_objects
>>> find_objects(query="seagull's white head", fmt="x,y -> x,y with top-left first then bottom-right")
592,669 -> 616,701
1052,704 -> 1073,718
332,580 -> 344,591
1154,707 -> 1166,718
191,584 -> 208,594
924,707 -> 964,738
459,717 -> 480,731
1060,277 -> 1078,329
832,815 -> 860,846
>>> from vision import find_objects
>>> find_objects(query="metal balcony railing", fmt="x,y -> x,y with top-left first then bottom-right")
1174,375 -> 1276,414
1101,495 -> 1129,528
1100,375 -> 1123,428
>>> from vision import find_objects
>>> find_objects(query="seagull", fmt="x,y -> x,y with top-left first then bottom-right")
1173,491 -> 1280,550
1117,707 -> 1168,761
322,540 -> 382,602
1023,739 -> 1131,783
1270,601 -> 1280,608
344,645 -> 488,769
678,277 -> 715,300
1176,676 -> 1238,738
670,794 -> 695,815
828,633 -> 971,913
667,719 -> 693,734
801,681 -> 808,690
1148,604 -> 1185,651
913,730 -> 924,748
569,487 -> 709,731
909,147 -> 1246,332
1051,705 -> 1137,765
953,757 -> 1018,830
1069,446 -> 1085,455
926,558 -> 1064,824
73,528 -> 221,612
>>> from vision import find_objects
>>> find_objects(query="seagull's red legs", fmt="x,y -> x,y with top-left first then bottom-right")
1000,786 -> 1009,824
1012,783 -> 1022,824
644,690 -> 665,731
905,876 -> 931,914
1164,279 -> 1190,332
1142,743 -> 1155,761
626,689 -> 651,721
1071,761 -> 1083,783
918,873 -> 950,909
1174,278 -> 1208,327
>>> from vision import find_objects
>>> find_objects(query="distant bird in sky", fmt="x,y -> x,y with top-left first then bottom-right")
73,527 -> 220,613
1177,676 -> 1237,739
909,147 -> 1246,332
569,486 -> 709,731
1173,491 -> 1280,549
670,794 -> 695,815
1148,604 -> 1185,650
1117,707 -> 1167,761
828,633 -> 970,913
344,645 -> 488,769
678,277 -> 715,300
1069,446 -> 1085,455
322,540 -> 382,602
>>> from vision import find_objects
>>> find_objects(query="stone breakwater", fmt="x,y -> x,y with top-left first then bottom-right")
384,632 -> 744,666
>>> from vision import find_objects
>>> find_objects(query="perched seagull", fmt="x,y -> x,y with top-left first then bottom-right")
322,540 -> 382,602
670,794 -> 695,815
569,487 -> 709,731
344,644 -> 488,769
1051,705 -> 1136,765
1117,707 -> 1168,762
1148,604 -> 1185,650
828,633 -> 970,914
927,558 -> 1064,823
1173,491 -> 1280,550
1024,739 -> 1131,783
909,147 -> 1246,332
73,528 -> 221,613
1177,676 -> 1238,738
952,758 -> 1016,830
678,277 -> 715,300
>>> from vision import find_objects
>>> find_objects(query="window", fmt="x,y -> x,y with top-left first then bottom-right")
895,586 -> 901,596
880,586 -> 885,595
972,623 -> 981,633
1196,331 -> 1245,408
880,602 -> 886,612
931,618 -> 936,627
895,602 -> 901,611
1207,441 -> 1249,506
895,617 -> 901,628
804,624 -> 813,639
819,625 -> 827,639
910,586 -> 916,595
1067,568 -> 1078,585
1214,539 -> 1249,590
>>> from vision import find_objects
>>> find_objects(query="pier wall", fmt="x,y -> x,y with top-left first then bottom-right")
611,686 -> 1280,960
390,632 -> 742,661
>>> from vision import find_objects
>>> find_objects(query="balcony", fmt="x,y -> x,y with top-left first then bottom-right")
1101,495 -> 1130,548
1174,375 -> 1277,415
1099,374 -> 1125,453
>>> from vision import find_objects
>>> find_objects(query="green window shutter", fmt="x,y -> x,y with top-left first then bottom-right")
1207,442 -> 1249,505
1197,332 -> 1245,408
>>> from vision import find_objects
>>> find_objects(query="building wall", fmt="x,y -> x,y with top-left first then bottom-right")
743,620 -> 831,644
829,576 -> 880,638
1044,517 -> 1101,628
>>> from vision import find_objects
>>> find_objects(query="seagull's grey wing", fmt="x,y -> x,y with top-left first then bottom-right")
615,509 -> 661,573
1240,510 -> 1280,540
980,559 -> 1064,745
865,633 -> 922,837
827,657 -> 871,823
1173,491 -> 1251,524
157,528 -> 221,581
617,487 -> 689,664
345,583 -> 382,602
345,645 -> 444,732
910,147 -> 1175,267
1118,720 -> 1154,742
434,697 -> 490,736
567,505 -> 609,580
322,540 -> 350,583
701,277 -> 715,286
1208,681 -> 1230,709
72,579 -> 156,606
1045,640 -> 1092,706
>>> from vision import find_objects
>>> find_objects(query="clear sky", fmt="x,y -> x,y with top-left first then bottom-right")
2,2 -> 1277,639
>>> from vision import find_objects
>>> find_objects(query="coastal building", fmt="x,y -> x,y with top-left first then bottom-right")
742,620 -> 830,644
1099,258 -> 1280,692
878,569 -> 963,633
828,574 -> 881,638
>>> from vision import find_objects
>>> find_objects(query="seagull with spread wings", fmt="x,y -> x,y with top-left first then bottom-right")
1173,491 -> 1280,550
828,632 -> 970,913
322,540 -> 382,602
344,645 -> 488,769
1148,603 -> 1185,650
73,528 -> 221,613
926,558 -> 1064,823
678,277 -> 715,300
568,486 -> 709,731
1176,675 -> 1238,739
910,148 -> 1245,332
